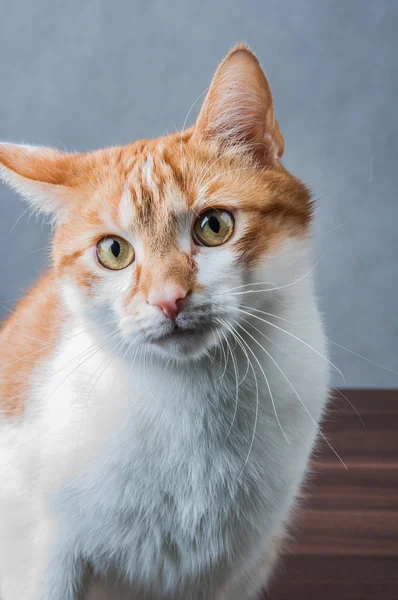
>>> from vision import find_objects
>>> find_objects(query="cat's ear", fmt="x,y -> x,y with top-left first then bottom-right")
194,44 -> 284,166
0,143 -> 86,220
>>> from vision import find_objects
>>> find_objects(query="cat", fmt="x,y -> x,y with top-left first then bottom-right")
0,45 -> 330,600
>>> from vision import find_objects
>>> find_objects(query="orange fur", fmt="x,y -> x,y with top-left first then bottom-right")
0,273 -> 64,417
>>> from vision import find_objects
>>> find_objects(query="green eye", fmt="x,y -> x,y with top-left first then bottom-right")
96,235 -> 135,270
193,209 -> 235,247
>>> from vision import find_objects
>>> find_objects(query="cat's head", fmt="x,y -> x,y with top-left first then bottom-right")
0,45 -> 311,361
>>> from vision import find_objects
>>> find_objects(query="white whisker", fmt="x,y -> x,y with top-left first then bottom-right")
0,329 -> 119,408
239,305 -> 294,325
219,322 -> 240,439
216,328 -> 229,379
332,386 -> 366,429
0,318 -> 119,373
222,317 -> 289,444
330,340 -> 398,377
42,330 -> 120,407
219,318 -> 261,481
318,221 -> 348,236
231,305 -> 346,384
223,253 -> 326,296
236,318 -> 348,470
221,281 -> 276,294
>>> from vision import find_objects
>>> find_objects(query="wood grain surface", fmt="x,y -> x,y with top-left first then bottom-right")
265,389 -> 398,600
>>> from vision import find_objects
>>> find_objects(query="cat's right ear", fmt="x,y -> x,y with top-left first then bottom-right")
0,143 -> 87,221
193,45 -> 284,166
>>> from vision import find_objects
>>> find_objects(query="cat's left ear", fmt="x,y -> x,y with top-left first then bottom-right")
0,143 -> 87,220
194,44 -> 284,166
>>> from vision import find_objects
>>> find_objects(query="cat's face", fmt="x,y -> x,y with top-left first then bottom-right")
0,45 -> 311,361
53,137 -> 309,360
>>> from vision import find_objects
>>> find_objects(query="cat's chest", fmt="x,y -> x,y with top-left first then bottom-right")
39,330 -> 259,492
56,405 -> 263,591
50,347 -> 264,584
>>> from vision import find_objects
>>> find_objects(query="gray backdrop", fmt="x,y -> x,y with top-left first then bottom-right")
0,0 -> 397,388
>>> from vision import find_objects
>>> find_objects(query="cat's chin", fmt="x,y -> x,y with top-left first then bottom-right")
148,328 -> 215,361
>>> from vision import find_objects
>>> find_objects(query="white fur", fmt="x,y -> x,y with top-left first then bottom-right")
141,156 -> 157,194
118,185 -> 136,232
0,231 -> 329,600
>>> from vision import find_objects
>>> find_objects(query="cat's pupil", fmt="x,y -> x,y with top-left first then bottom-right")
208,216 -> 220,234
111,240 -> 121,258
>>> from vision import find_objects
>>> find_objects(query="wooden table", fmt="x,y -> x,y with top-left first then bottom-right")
265,389 -> 398,600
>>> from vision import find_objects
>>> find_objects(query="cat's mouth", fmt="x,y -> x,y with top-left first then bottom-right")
141,308 -> 221,358
153,325 -> 205,344
145,321 -> 215,358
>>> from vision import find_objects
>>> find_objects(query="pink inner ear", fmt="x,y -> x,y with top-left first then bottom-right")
194,46 -> 284,164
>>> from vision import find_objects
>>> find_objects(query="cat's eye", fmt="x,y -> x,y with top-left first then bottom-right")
96,235 -> 135,270
193,209 -> 235,247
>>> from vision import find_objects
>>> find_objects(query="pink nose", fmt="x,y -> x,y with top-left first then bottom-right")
147,285 -> 188,320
